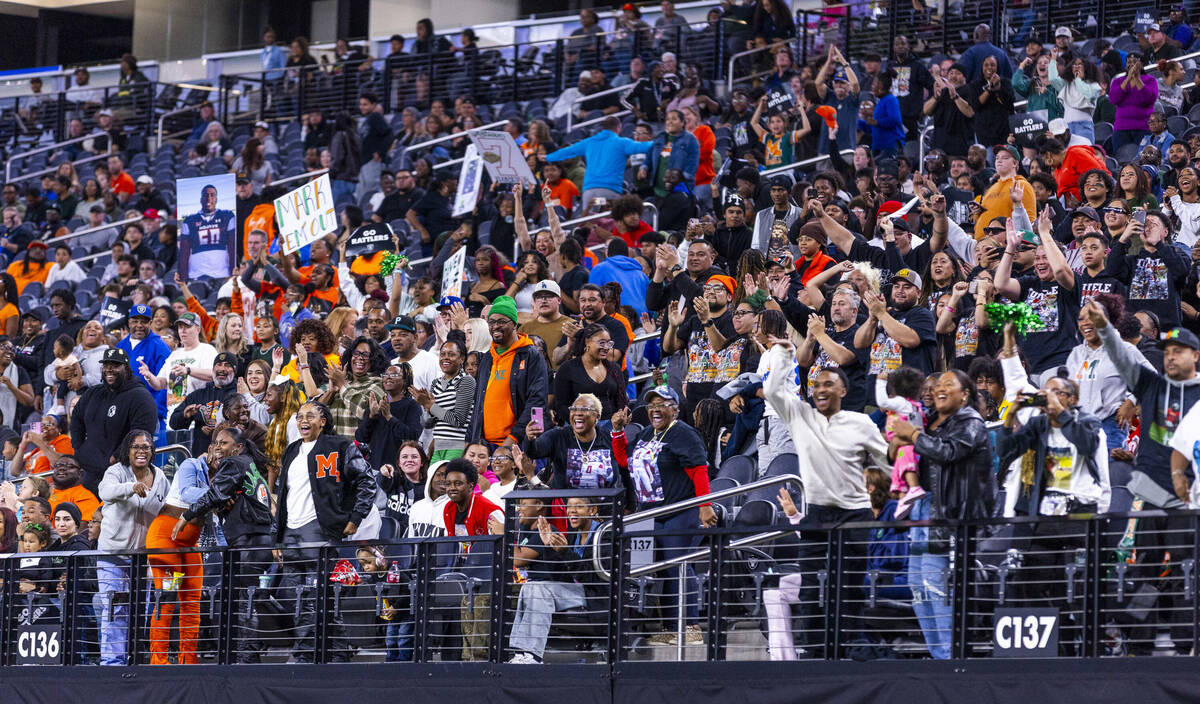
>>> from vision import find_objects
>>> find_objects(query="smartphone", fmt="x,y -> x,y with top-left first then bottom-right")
1019,392 -> 1048,407
1133,210 -> 1147,225
30,421 -> 41,434
968,280 -> 979,295
531,407 -> 544,432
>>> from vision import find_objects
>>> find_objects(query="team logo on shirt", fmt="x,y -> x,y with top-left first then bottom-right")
107,405 -> 116,417
315,452 -> 341,481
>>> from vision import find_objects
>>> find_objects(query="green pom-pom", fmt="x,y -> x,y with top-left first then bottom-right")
380,252 -> 408,277
984,302 -> 1045,336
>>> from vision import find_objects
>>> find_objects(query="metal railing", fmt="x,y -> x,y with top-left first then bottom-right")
758,149 -> 855,179
5,134 -> 99,183
272,168 -> 328,189
44,215 -> 142,248
402,120 -> 509,157
566,84 -> 636,132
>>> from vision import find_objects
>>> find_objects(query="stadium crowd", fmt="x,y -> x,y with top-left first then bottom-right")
8,1 -> 1200,665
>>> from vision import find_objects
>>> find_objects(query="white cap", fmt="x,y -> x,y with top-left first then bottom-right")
254,120 -> 269,130
1055,26 -> 1072,38
1048,117 -> 1068,135
136,175 -> 153,185
531,280 -> 561,297
579,70 -> 593,80
97,108 -> 113,117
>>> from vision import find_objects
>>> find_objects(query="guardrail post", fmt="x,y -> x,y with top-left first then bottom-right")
490,532 -> 508,664
412,541 -> 430,663
705,535 -> 726,662
1085,517 -> 1101,657
1192,514 -> 1199,656
129,552 -> 145,666
1043,0 -> 1053,48
951,523 -> 970,660
0,556 -> 10,665
842,6 -> 852,58
315,544 -> 330,664
608,490 -> 626,664
887,4 -> 899,61
512,40 -> 521,104
714,20 -> 725,83
218,547 -> 235,665
801,11 -> 810,66
61,554 -> 77,665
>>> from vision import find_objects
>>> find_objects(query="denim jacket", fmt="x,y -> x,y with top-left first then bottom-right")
648,129 -> 700,188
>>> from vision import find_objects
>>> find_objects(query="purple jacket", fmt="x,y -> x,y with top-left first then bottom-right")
1108,76 -> 1159,132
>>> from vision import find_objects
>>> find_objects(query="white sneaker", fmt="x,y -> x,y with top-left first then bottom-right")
507,652 -> 535,664
1153,632 -> 1177,656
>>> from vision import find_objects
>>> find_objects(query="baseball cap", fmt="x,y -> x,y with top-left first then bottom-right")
769,176 -> 791,190
642,385 -> 680,404
214,351 -> 239,368
235,176 -> 252,186
1048,117 -> 1069,136
1071,205 -> 1101,223
531,280 -> 562,298
97,108 -> 113,117
142,208 -> 161,220
27,240 -> 47,250
89,203 -> 105,213
1019,229 -> 1042,249
877,200 -> 905,217
136,175 -> 153,185
1148,23 -> 1163,32
579,70 -> 593,81
1055,26 -> 1072,38
436,295 -> 465,310
994,144 -> 1021,163
175,312 -> 201,328
386,315 -> 416,332
128,303 -> 152,319
254,121 -> 269,130
1160,327 -> 1200,351
890,268 -> 923,289
100,347 -> 129,365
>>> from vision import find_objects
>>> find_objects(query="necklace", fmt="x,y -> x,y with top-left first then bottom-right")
574,430 -> 598,459
651,420 -> 676,443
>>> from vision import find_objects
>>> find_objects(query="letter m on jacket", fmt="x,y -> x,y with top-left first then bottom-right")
315,452 -> 341,481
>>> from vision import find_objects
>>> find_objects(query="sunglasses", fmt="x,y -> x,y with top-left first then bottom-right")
984,227 -> 1005,234
1102,207 -> 1129,215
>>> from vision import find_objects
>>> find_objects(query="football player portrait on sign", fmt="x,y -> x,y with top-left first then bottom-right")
177,173 -> 237,279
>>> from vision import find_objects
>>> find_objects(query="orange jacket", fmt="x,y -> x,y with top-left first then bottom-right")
186,286 -> 244,341
692,125 -> 716,186
482,334 -> 535,445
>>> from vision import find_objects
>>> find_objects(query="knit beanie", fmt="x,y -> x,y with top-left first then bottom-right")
54,501 -> 82,528
490,295 -> 519,324
798,220 -> 828,246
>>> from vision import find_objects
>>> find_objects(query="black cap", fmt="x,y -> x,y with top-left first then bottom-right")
236,176 -> 251,186
1160,327 -> 1200,351
386,315 -> 416,332
213,351 -> 239,368
100,347 -> 129,365
1071,205 -> 1101,223
768,176 -> 791,190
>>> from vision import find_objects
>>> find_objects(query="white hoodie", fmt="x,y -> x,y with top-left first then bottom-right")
97,461 -> 169,553
405,462 -> 449,539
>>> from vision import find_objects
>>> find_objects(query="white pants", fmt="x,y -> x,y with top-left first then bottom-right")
763,572 -> 805,660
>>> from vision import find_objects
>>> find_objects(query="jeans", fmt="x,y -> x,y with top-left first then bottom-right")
656,508 -> 702,624
581,187 -> 622,213
231,533 -> 275,663
1067,120 -> 1095,145
386,619 -> 413,662
508,580 -> 587,658
755,416 -> 795,479
1100,415 -> 1126,454
331,179 -> 357,209
279,520 -> 349,662
94,559 -> 129,666
907,496 -> 952,659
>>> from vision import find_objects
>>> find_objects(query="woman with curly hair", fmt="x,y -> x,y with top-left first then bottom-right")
325,336 -> 389,437
281,317 -> 340,383
506,251 -> 551,314
263,380 -> 302,481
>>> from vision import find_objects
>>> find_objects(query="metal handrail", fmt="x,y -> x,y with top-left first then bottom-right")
726,41 -> 788,94
757,148 -> 854,178
569,109 -> 633,132
273,168 -> 329,189
45,215 -> 142,247
566,84 -> 637,131
918,123 -> 934,168
10,151 -> 110,186
591,473 -> 807,580
432,156 -> 465,171
402,120 -> 508,156
156,103 -> 207,150
5,134 -> 100,183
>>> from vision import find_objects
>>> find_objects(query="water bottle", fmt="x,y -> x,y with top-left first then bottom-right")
386,561 -> 401,585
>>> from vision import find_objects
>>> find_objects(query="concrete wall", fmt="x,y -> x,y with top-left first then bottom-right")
368,0 -> 519,41
133,0 -> 242,61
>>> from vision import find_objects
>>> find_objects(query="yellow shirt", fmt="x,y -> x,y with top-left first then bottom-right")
975,175 -> 1036,240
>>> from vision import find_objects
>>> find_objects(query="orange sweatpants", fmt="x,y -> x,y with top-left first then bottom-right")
146,514 -> 202,665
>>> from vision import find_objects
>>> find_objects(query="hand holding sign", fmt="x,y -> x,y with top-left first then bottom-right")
275,173 -> 337,255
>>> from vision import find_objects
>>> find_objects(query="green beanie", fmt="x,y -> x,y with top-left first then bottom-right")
490,295 -> 519,324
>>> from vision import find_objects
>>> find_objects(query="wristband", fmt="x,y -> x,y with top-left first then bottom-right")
703,319 -> 716,327
298,363 -> 310,370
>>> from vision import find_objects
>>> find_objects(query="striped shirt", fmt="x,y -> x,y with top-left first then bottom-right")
429,371 -> 476,449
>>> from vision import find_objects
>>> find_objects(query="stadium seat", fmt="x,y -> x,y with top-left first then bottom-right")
1092,122 -> 1113,146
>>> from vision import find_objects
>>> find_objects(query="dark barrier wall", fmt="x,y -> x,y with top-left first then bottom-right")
4,660 -> 1200,704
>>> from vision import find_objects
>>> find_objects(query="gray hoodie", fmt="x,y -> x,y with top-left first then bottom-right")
97,461 -> 169,553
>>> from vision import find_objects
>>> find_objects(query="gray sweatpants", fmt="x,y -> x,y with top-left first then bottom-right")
508,581 -> 587,658
755,416 -> 795,478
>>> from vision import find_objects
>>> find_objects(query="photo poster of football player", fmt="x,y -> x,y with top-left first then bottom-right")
177,173 -> 237,280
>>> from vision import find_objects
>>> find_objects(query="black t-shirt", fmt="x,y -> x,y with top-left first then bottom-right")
862,304 -> 938,381
377,188 -> 425,224
559,265 -> 589,304
807,323 -> 870,412
410,190 -> 458,238
627,421 -> 707,507
1016,274 -> 1081,373
524,425 -> 623,490
556,314 -> 630,360
1077,270 -> 1128,304
552,357 -> 626,424
516,529 -> 563,583
930,88 -> 975,157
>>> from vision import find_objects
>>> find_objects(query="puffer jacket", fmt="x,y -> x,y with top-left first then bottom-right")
913,405 -> 995,552
183,454 -> 273,544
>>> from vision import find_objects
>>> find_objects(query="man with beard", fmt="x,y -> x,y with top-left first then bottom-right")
179,183 -> 236,278
553,284 -> 631,368
1162,141 -> 1190,191
519,283 -> 567,369
467,297 -> 549,449
854,269 -> 938,390
386,314 -> 439,391
120,304 -> 172,422
711,194 -> 752,270
663,274 -> 736,416
69,348 -> 158,492
994,214 -> 1081,383
365,305 -> 391,353
798,287 -> 871,412
47,454 -> 100,523
168,351 -> 241,457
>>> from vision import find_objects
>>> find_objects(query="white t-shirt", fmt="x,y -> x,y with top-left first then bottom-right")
157,343 -> 218,411
755,350 -> 800,420
482,477 -> 518,507
1170,404 -> 1200,507
395,348 -> 440,391
286,440 -> 319,529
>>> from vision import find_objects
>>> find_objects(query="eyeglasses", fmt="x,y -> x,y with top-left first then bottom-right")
491,455 -> 513,463
733,310 -> 756,318
382,372 -> 402,379
351,350 -> 371,359
703,284 -> 728,292
568,406 -> 598,414
129,444 -> 153,452
487,318 -> 512,327
984,227 -> 1005,235
594,340 -> 616,349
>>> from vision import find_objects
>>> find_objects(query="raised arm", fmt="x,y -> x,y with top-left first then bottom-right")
992,219 -> 1023,299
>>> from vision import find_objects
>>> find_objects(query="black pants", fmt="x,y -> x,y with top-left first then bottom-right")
279,520 -> 350,662
230,532 -> 274,663
790,504 -> 874,655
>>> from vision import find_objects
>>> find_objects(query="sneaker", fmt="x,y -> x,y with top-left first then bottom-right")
895,486 -> 925,519
1153,632 -> 1177,656
507,652 -> 536,664
663,625 -> 705,645
647,632 -> 674,645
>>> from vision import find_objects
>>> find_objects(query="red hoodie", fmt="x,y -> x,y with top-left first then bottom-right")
442,493 -> 503,542
1054,145 -> 1109,202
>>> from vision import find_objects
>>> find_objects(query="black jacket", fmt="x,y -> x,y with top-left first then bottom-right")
183,454 -> 273,543
466,339 -> 549,445
169,380 -> 239,457
276,434 -> 377,543
998,407 -> 1103,515
645,265 -> 720,314
355,397 -> 423,471
912,406 -> 995,551
69,374 -> 159,490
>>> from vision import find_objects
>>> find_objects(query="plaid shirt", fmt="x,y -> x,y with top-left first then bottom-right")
331,374 -> 385,439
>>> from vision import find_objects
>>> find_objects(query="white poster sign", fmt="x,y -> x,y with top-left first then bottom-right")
442,246 -> 467,300
469,130 -> 537,186
274,173 -> 337,254
452,144 -> 484,217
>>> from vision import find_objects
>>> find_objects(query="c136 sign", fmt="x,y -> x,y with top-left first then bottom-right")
16,623 -> 62,665
992,607 -> 1058,657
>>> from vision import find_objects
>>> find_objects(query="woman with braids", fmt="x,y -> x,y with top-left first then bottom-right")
281,317 -> 340,384
324,335 -> 388,438
356,361 -> 422,472
263,381 -> 302,490
692,397 -> 730,468
552,323 -> 628,425
173,424 -> 275,663
410,337 -> 475,462
276,400 -> 379,662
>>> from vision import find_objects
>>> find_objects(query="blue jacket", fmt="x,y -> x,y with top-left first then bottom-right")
280,306 -> 314,351
174,456 -> 226,545
586,255 -> 651,315
546,130 -> 652,195
118,331 -> 171,421
868,93 -> 905,152
959,42 -> 1014,82
648,129 -> 701,188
